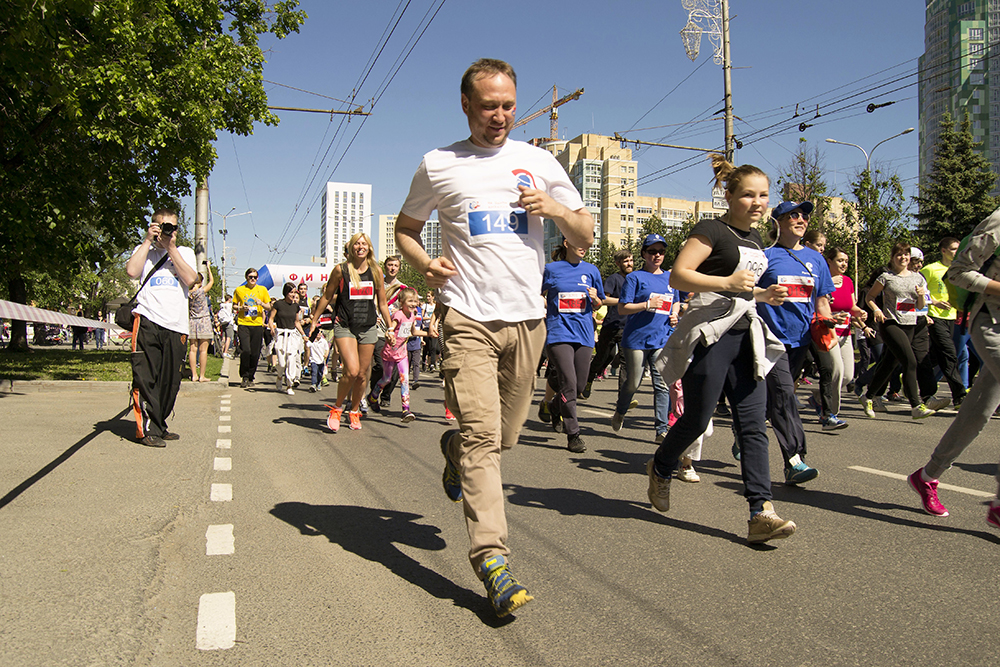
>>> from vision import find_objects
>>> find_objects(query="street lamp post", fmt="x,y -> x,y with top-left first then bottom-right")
679,0 -> 735,160
825,128 -> 914,289
211,208 -> 252,297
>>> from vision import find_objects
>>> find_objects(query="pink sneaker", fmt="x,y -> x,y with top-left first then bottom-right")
667,412 -> 678,427
908,468 -> 949,517
987,503 -> 1000,529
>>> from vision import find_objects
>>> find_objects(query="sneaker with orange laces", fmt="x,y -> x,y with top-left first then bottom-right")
348,410 -> 362,430
324,404 -> 343,432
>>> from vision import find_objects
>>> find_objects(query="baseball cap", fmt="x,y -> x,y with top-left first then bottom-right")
770,200 -> 815,220
642,233 -> 667,249
910,247 -> 924,261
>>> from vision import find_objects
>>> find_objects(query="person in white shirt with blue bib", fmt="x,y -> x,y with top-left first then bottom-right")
394,58 -> 594,618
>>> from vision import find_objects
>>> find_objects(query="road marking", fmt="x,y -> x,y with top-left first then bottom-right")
216,438 -> 231,449
219,415 -> 231,422
849,466 -> 995,498
220,406 -> 231,413
196,591 -> 236,650
210,484 -> 232,502
580,407 -> 613,418
205,524 -> 235,555
218,425 -> 231,433
220,394 -> 231,398
220,399 -> 231,405
214,457 -> 231,471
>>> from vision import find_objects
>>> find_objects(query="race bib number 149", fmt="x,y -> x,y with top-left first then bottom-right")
467,200 -> 528,240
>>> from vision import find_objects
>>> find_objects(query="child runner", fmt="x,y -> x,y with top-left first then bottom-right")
369,288 -> 427,423
307,327 -> 330,393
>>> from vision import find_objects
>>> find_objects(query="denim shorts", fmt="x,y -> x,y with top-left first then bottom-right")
333,321 -> 378,345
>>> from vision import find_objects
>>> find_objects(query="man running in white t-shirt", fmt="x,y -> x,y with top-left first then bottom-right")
394,58 -> 594,618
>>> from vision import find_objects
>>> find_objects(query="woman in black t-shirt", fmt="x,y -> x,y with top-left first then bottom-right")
269,282 -> 307,395
646,154 -> 797,545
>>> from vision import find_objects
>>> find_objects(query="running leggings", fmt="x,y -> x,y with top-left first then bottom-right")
868,321 -> 920,408
546,342 -> 591,437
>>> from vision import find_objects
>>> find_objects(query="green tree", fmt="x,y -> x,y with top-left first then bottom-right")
1,0 -> 306,350
592,236 -> 620,277
845,168 -> 912,286
776,139 -> 836,231
397,262 -> 429,299
913,111 -> 999,255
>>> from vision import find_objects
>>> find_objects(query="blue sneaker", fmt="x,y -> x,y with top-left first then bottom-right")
480,555 -> 533,617
784,460 -> 819,485
439,429 -> 462,502
821,414 -> 848,431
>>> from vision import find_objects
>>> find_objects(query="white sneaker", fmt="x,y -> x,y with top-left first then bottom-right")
286,387 -> 294,395
925,396 -> 951,411
676,465 -> 700,483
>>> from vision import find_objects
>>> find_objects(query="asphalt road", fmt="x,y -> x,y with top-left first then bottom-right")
2,364 -> 998,666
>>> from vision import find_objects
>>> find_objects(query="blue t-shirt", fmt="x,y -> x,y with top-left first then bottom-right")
757,245 -> 835,348
601,271 -> 629,328
620,270 -> 680,350
542,260 -> 606,346
406,307 -> 423,351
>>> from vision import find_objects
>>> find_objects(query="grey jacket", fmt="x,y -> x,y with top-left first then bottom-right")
654,291 -> 786,386
947,206 -> 1000,325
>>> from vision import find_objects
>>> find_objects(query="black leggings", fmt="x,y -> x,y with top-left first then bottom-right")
546,342 -> 591,437
867,321 -> 920,408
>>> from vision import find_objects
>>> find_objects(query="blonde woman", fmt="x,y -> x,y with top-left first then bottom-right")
310,233 -> 393,431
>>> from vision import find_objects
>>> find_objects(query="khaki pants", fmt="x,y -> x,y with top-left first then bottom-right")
440,306 -> 545,576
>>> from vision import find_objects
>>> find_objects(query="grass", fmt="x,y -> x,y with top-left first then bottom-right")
0,346 -> 224,382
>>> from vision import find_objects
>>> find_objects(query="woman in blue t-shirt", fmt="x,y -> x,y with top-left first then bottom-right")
611,233 -> 680,441
542,238 -> 605,453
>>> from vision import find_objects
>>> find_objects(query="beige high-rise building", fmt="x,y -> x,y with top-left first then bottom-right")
376,214 -> 441,263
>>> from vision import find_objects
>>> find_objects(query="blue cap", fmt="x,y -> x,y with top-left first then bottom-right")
642,233 -> 667,249
770,200 -> 814,220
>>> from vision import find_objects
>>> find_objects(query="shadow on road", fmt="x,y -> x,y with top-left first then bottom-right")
0,406 -> 131,510
503,483 -> 752,547
269,502 -> 513,626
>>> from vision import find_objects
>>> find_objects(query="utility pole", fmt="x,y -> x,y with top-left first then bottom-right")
195,177 -> 210,279
720,0 -> 734,161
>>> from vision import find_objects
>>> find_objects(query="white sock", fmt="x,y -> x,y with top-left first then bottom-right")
920,468 -> 937,483
788,454 -> 802,467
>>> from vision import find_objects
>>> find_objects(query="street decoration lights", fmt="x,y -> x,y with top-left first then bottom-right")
212,207 -> 252,297
679,0 -> 735,160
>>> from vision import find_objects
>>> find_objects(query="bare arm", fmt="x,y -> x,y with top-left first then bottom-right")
517,186 -> 594,248
866,281 -> 886,324
203,262 -> 214,292
395,213 -> 458,288
309,265 -> 342,334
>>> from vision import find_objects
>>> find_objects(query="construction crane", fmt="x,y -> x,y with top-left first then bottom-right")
512,85 -> 584,141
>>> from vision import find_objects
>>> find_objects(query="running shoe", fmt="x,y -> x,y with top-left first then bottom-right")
325,405 -> 343,432
646,459 -> 671,512
366,392 -> 381,413
924,396 -> 951,412
676,465 -> 700,483
480,555 -> 532,618
309,385 -> 317,393
286,387 -> 294,396
747,502 -> 796,543
872,395 -> 888,413
731,440 -> 741,461
715,401 -> 731,417
912,404 -> 936,420
566,434 -> 586,453
821,415 -> 848,430
784,461 -> 818,485
654,431 -> 667,444
444,407 -> 457,421
987,503 -> 1000,529
907,468 -> 949,516
859,396 -> 876,418
359,397 -> 369,415
320,376 -> 329,387
885,391 -> 902,402
629,398 -> 639,410
611,411 -> 624,432
439,430 -> 463,502
537,400 -> 551,423
401,410 -> 416,423
582,381 -> 593,400
348,410 -> 362,430
551,405 -> 564,434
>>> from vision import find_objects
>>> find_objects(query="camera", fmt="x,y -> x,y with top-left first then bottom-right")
160,222 -> 178,235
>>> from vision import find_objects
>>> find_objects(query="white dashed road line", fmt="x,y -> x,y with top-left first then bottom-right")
218,425 -> 231,433
210,483 -> 232,502
214,457 -> 232,471
216,439 -> 231,449
196,592 -> 236,650
205,524 -> 235,556
849,466 -> 995,498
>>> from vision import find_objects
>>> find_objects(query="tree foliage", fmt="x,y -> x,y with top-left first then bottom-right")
913,111 -> 999,256
845,167 -> 912,287
777,139 -> 837,231
1,0 -> 306,350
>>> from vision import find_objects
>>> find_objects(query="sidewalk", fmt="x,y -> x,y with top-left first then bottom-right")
0,356 -> 232,394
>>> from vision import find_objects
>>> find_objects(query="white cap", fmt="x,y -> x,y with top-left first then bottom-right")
910,247 -> 924,261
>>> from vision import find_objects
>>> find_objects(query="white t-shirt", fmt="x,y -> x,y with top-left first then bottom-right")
401,139 -> 585,323
133,245 -> 196,334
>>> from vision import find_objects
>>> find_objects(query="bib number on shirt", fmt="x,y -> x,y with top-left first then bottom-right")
650,292 -> 673,313
737,247 -> 768,281
895,296 -> 916,313
467,200 -> 529,244
396,321 -> 413,338
777,275 -> 814,303
350,281 -> 375,300
558,291 -> 587,313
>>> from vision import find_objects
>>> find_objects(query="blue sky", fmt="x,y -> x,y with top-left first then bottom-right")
183,1 -> 926,288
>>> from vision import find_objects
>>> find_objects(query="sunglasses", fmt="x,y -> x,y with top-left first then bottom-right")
786,211 -> 810,221
247,275 -> 258,280
644,247 -> 666,255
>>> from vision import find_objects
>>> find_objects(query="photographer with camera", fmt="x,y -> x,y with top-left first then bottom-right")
125,209 -> 198,448
233,266 -> 272,388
